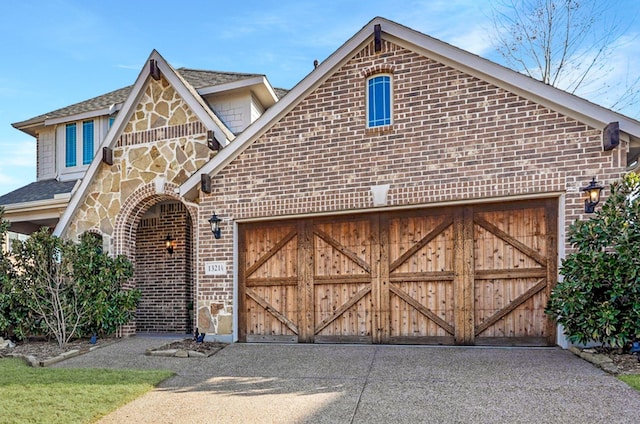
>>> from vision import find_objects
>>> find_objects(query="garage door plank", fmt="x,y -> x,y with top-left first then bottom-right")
388,217 -> 453,273
245,229 -> 298,277
246,287 -> 299,336
474,215 -> 547,266
389,285 -> 454,335
314,286 -> 372,334
474,278 -> 546,336
314,228 -> 371,273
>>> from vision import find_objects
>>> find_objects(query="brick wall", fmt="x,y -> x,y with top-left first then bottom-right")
134,201 -> 193,333
195,38 -> 627,316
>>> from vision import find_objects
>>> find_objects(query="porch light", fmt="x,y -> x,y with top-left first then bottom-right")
581,177 -> 604,213
208,213 -> 222,239
165,234 -> 176,254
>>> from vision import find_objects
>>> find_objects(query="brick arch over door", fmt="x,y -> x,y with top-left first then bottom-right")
113,181 -> 198,335
113,181 -> 198,258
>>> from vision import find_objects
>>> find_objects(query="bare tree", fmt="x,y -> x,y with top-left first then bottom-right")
491,0 -> 639,114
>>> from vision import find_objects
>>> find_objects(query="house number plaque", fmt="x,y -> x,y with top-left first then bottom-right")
204,261 -> 227,276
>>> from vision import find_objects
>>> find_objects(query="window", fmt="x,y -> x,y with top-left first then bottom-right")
64,119 -> 95,168
367,74 -> 392,127
65,123 -> 77,167
82,120 -> 94,165
108,115 -> 116,128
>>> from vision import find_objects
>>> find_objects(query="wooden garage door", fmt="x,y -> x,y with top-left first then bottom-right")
239,199 -> 557,346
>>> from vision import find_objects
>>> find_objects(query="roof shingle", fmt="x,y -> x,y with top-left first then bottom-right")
0,179 -> 77,206
12,69 -> 288,129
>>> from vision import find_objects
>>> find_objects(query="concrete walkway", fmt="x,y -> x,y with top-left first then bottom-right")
54,335 -> 640,423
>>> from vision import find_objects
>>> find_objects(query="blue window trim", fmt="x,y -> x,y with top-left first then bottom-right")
65,123 -> 77,167
82,120 -> 94,165
367,75 -> 392,128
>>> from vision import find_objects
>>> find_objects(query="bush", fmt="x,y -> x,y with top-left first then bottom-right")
73,233 -> 139,337
0,209 -> 46,340
546,173 -> 640,348
0,214 -> 140,346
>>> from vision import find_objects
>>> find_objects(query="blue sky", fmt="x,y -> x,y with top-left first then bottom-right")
1,0 -> 638,196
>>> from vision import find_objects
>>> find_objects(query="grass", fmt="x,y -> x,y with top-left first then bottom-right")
619,374 -> 640,392
0,358 -> 173,424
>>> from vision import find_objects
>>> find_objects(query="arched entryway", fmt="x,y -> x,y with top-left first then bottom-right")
134,200 -> 193,333
112,181 -> 197,336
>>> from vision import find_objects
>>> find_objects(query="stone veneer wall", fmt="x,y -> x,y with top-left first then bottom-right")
65,74 -> 213,241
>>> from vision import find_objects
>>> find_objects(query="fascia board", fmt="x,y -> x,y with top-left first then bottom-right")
3,197 -> 69,213
197,76 -> 267,96
179,20 -> 376,198
384,22 -> 640,137
44,104 -> 124,126
198,76 -> 279,107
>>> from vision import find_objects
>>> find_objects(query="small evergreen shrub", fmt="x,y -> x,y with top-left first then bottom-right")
546,173 -> 640,348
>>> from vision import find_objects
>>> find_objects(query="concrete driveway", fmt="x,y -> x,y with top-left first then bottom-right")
54,336 -> 640,423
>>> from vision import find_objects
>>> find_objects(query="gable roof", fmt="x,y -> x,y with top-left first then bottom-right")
179,16 -> 640,198
52,50 -> 240,237
13,68 -> 285,136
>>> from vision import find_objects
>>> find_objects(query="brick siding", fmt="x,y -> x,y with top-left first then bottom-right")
134,201 -> 194,333
195,38 -> 627,312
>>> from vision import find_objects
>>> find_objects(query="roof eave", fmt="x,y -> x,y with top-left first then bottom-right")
198,75 -> 279,108
2,196 -> 70,213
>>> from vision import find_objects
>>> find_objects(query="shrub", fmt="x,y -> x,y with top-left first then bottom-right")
546,173 -> 640,348
1,220 -> 140,347
73,233 -> 139,337
0,209 -> 45,340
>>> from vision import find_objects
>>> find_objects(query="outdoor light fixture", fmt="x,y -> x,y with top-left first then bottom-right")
208,213 -> 222,239
165,234 -> 176,254
581,177 -> 604,214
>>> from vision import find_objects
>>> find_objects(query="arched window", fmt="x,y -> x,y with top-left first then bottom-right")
366,74 -> 392,128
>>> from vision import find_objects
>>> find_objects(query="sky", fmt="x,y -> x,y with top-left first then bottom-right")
0,0 -> 639,197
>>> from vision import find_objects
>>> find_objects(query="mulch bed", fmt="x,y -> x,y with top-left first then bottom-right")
147,339 -> 227,357
0,337 -> 226,363
0,337 -> 114,363
596,348 -> 640,374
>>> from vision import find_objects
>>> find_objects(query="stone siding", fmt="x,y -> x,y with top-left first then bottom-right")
65,74 -> 215,241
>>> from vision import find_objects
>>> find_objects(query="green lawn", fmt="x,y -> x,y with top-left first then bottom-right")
619,374 -> 640,392
0,358 -> 173,424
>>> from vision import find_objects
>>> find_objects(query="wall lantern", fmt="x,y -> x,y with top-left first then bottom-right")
165,234 -> 176,254
208,213 -> 222,239
581,177 -> 604,213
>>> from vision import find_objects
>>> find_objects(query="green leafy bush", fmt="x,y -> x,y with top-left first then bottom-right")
0,212 -> 139,346
546,173 -> 640,348
73,232 -> 140,337
0,209 -> 45,340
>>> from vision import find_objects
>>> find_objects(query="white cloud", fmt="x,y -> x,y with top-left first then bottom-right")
0,139 -> 36,168
450,26 -> 495,56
